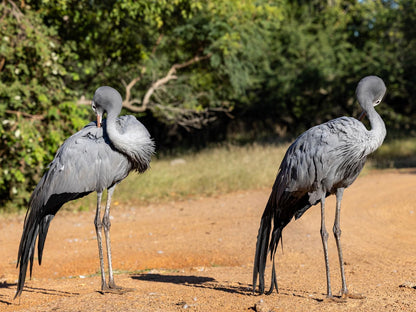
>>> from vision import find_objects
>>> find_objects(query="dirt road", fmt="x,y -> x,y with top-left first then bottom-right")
1,169 -> 415,311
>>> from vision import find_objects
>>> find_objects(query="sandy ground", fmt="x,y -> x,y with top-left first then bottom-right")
0,169 -> 415,311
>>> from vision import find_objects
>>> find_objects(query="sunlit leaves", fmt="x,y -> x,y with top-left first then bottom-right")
1,0 -> 415,210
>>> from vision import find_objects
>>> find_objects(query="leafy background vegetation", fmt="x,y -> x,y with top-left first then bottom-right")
1,0 -> 415,210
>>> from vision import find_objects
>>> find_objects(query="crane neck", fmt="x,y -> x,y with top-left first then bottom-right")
102,110 -> 155,173
104,109 -> 125,152
365,106 -> 386,154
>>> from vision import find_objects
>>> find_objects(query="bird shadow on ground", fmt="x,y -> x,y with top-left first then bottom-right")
0,299 -> 12,306
131,273 -> 215,285
19,286 -> 79,298
279,289 -> 325,302
274,287 -> 352,303
131,273 -> 253,296
247,284 -> 332,303
0,282 -> 79,306
191,281 -> 254,296
0,282 -> 15,305
0,282 -> 15,290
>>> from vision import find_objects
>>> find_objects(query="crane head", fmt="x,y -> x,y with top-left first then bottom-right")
356,75 -> 386,118
92,86 -> 123,128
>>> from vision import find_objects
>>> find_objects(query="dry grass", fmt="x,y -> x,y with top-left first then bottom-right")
64,143 -> 289,211
122,143 -> 289,202
15,138 -> 416,213
369,137 -> 416,168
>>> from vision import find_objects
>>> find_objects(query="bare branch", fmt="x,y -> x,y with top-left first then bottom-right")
5,109 -> 44,120
153,103 -> 232,131
117,34 -> 165,111
0,57 -> 5,72
121,99 -> 147,112
124,76 -> 142,106
76,53 -> 216,125
151,33 -> 164,55
76,68 -> 148,111
172,53 -> 212,71
209,106 -> 234,119
142,53 -> 212,109
142,73 -> 177,108
6,0 -> 24,22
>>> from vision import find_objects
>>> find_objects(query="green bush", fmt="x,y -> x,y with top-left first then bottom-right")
1,0 -> 416,212
0,2 -> 91,209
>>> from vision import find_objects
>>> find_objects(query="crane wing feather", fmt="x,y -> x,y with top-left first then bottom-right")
15,122 -> 130,298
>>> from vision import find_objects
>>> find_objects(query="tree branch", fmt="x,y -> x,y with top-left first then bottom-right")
141,53 -> 212,109
0,56 -> 5,72
152,33 -> 164,55
6,0 -> 23,22
5,109 -> 44,120
121,99 -> 146,112
76,53 -> 214,119
153,103 -> 231,131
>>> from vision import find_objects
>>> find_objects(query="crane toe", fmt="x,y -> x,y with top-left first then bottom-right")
99,284 -> 136,294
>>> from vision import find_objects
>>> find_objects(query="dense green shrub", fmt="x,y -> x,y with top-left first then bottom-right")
0,1 -> 91,208
1,0 -> 416,210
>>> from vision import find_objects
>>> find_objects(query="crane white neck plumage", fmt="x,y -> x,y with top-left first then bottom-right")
91,86 -> 155,172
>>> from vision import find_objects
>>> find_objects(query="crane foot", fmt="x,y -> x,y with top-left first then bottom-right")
323,296 -> 347,303
99,284 -> 136,295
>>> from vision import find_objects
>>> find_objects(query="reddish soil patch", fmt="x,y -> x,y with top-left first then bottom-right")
1,169 -> 415,311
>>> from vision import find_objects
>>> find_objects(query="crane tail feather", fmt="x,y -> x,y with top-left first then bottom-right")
252,212 -> 272,294
14,191 -> 90,299
265,235 -> 280,295
15,213 -> 54,299
253,190 -> 283,295
38,215 -> 54,265
15,210 -> 40,299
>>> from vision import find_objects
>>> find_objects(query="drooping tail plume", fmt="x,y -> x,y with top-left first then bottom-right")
15,207 -> 54,299
253,188 -> 283,295
14,188 -> 87,298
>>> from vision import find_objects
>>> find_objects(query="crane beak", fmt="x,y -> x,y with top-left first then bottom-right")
96,114 -> 101,128
358,111 -> 366,121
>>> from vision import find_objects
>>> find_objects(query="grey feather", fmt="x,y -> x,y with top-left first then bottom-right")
15,86 -> 155,298
253,76 -> 387,296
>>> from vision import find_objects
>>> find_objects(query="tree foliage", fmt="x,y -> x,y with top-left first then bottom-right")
1,0 -> 415,209
0,0 -> 91,207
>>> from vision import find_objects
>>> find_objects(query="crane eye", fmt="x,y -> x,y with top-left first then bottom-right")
374,99 -> 381,106
91,101 -> 96,111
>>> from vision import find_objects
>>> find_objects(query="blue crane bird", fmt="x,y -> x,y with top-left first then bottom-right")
15,86 -> 155,298
253,76 -> 387,298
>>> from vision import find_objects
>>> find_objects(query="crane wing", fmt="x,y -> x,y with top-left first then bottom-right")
15,122 -> 129,298
275,116 -> 368,220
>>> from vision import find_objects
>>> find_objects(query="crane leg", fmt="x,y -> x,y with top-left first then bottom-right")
94,191 -> 107,291
320,195 -> 332,298
102,185 -> 120,290
333,188 -> 348,296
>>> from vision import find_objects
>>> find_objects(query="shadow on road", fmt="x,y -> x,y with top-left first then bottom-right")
131,273 -> 214,285
131,273 -> 253,296
0,282 -> 79,307
16,286 -> 79,297
0,282 -> 15,306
